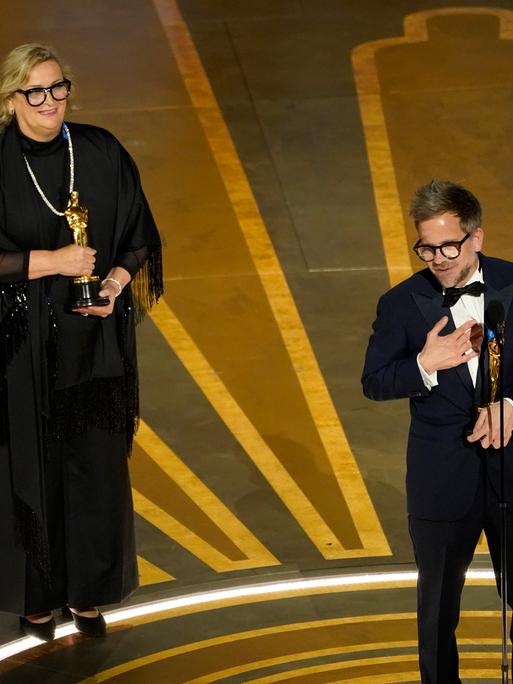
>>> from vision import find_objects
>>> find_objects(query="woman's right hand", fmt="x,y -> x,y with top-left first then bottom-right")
52,244 -> 96,277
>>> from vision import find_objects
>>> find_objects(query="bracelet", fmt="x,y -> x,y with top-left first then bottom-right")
102,277 -> 122,297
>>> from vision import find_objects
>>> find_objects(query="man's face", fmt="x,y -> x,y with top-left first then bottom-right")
416,211 -> 483,288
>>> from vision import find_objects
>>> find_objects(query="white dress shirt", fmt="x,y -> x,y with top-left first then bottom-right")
418,266 -> 484,389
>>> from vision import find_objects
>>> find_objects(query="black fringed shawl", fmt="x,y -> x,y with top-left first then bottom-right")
0,121 -> 163,577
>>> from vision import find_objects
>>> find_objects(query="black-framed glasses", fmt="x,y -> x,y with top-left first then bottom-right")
413,233 -> 470,262
16,79 -> 71,107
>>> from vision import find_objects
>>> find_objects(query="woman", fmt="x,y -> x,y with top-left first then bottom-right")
0,43 -> 163,640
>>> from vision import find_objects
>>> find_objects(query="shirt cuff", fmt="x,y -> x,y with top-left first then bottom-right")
505,398 -> 513,409
417,354 -> 438,390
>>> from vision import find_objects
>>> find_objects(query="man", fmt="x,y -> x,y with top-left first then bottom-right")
362,180 -> 513,683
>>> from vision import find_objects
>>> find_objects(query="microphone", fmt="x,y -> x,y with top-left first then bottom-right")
486,300 -> 505,344
484,298 -> 509,682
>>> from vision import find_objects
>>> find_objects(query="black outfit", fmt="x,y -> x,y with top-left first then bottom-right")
0,121 -> 163,614
362,256 -> 513,683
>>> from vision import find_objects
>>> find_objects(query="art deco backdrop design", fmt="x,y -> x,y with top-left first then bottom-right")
1,1 -> 512,681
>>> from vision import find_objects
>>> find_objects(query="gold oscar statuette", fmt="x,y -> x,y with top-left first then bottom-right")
488,336 -> 500,405
64,191 -> 109,309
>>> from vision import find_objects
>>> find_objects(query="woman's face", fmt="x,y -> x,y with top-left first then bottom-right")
10,59 -> 67,142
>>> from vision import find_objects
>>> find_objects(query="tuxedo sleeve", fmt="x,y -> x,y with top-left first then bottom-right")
361,292 -> 429,401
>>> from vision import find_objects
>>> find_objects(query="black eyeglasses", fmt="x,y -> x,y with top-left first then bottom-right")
16,80 -> 71,107
413,233 -> 470,262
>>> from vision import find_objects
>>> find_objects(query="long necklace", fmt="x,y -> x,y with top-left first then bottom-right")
23,122 -> 75,217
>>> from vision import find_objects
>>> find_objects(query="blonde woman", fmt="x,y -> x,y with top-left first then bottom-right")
0,44 -> 162,640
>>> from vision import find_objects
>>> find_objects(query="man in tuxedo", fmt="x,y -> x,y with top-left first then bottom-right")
362,180 -> 513,683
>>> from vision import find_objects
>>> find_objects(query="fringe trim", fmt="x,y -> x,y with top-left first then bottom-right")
13,494 -> 51,583
47,286 -> 140,450
0,284 -> 51,580
0,282 -> 29,444
0,282 -> 29,364
49,369 -> 139,450
130,245 -> 164,324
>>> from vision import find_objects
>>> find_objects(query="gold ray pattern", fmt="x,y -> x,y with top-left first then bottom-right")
136,555 -> 174,585
132,419 -> 278,570
352,7 -> 513,288
149,0 -> 390,560
83,611 -> 502,683
148,299 -> 345,557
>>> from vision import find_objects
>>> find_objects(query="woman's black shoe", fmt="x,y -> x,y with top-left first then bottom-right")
63,607 -> 106,637
19,615 -> 56,641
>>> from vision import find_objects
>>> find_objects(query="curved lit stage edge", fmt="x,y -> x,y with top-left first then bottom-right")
1,0 -> 513,682
0,569 -> 506,683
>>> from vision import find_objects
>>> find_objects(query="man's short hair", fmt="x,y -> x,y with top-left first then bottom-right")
409,180 -> 482,234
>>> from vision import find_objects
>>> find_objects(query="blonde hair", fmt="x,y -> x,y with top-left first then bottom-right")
0,43 -> 72,128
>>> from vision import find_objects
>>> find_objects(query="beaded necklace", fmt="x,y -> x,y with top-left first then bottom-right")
23,122 -> 74,217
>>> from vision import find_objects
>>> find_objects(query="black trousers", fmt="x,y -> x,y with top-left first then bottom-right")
409,468 -> 513,684
24,429 -> 138,615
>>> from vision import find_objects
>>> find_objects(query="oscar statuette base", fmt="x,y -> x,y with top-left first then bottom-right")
69,275 -> 110,309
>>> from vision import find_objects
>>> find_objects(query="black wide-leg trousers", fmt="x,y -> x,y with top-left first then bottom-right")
24,429 -> 139,615
409,471 -> 513,684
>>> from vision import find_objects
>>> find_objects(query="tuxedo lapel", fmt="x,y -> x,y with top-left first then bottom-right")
484,283 -> 513,328
475,257 -> 513,405
481,254 -> 513,322
412,290 -> 452,332
412,289 -> 474,395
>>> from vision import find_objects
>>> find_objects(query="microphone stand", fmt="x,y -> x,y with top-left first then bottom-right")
496,319 -> 509,683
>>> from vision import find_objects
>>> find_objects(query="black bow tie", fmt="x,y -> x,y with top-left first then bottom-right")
442,281 -> 487,307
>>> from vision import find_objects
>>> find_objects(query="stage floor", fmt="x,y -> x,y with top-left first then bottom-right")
1,0 -> 512,681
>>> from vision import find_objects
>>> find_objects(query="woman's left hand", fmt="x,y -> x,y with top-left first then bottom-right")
72,282 -> 117,318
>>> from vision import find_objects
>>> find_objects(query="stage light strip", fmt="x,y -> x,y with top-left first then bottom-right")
0,569 -> 495,662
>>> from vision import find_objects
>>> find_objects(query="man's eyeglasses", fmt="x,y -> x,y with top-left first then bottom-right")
16,80 -> 71,107
413,233 -> 470,262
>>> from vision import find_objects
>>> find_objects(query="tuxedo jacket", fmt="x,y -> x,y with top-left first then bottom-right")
362,254 -> 513,521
